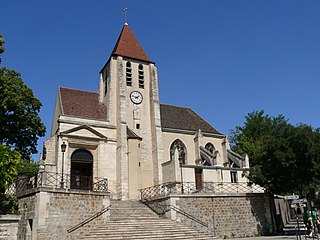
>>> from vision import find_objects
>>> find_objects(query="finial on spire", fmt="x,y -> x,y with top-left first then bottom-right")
123,7 -> 128,25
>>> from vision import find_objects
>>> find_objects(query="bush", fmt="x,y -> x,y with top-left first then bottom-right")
0,194 -> 18,214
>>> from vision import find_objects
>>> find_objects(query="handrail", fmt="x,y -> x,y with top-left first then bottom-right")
152,202 -> 208,228
169,204 -> 208,228
67,205 -> 111,233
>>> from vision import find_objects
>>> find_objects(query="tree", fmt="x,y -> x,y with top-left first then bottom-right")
0,144 -> 21,214
230,110 -> 320,195
0,144 -> 20,193
0,33 -> 4,63
0,67 -> 46,159
0,34 -> 46,213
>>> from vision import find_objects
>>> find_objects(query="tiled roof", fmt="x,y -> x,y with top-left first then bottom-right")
59,87 -> 107,120
127,127 -> 142,140
112,24 -> 153,63
160,104 -> 221,135
58,88 -> 220,134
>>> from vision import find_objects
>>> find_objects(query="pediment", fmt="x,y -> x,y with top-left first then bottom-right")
60,125 -> 107,140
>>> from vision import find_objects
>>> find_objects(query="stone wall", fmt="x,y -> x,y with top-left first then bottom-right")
18,188 -> 110,240
274,196 -> 294,231
0,215 -> 21,240
146,193 -> 274,239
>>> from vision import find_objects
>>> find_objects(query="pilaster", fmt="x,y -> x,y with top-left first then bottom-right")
149,64 -> 164,185
194,129 -> 203,164
116,56 -> 129,199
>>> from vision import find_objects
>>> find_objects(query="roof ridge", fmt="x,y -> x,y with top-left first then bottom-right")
59,87 -> 98,94
160,103 -> 191,110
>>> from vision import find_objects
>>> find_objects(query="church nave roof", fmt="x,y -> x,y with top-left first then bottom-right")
160,104 -> 221,135
59,87 -> 108,121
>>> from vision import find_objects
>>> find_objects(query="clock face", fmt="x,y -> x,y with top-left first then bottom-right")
130,91 -> 143,104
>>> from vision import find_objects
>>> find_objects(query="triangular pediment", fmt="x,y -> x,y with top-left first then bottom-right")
60,125 -> 107,140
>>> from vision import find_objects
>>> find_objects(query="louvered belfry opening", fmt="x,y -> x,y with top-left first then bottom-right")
70,149 -> 93,190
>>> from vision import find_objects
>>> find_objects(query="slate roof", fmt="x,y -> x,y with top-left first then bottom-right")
59,87 -> 107,120
160,104 -> 221,135
58,88 -> 220,134
112,24 -> 153,63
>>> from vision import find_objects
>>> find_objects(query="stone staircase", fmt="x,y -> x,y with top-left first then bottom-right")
281,214 -> 307,237
82,200 -> 215,239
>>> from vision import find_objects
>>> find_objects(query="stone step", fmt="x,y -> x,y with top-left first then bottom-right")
84,236 -> 214,240
83,232 -> 214,240
280,215 -> 308,237
82,200 -> 214,240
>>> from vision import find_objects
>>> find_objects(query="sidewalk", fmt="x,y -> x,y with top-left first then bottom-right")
230,214 -> 309,240
232,237 -> 297,240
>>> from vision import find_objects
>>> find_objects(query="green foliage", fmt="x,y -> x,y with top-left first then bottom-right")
230,110 -> 320,195
18,159 -> 39,177
0,144 -> 21,193
0,33 -> 4,59
0,67 -> 46,159
0,34 -> 45,213
0,194 -> 18,214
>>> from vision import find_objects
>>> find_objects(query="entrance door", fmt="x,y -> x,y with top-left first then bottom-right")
195,169 -> 203,191
70,149 -> 93,190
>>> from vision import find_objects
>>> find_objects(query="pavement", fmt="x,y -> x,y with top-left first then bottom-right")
231,236 -> 318,240
228,214 -> 314,240
231,236 -> 302,240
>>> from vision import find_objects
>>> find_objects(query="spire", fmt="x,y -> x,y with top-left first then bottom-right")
112,24 -> 153,63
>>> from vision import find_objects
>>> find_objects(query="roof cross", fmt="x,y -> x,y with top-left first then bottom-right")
123,7 -> 128,25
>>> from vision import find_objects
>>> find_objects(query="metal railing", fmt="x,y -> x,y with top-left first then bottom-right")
8,171 -> 108,195
151,202 -> 208,228
67,205 -> 111,233
139,181 -> 265,201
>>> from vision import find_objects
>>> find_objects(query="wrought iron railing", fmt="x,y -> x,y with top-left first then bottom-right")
67,205 -> 111,233
139,182 -> 265,201
8,171 -> 108,196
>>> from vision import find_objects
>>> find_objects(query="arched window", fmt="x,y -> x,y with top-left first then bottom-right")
205,143 -> 215,154
138,64 -> 144,88
201,143 -> 217,166
170,139 -> 187,164
126,61 -> 132,86
71,149 -> 93,162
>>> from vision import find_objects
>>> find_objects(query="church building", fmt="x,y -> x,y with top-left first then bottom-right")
42,23 -> 249,200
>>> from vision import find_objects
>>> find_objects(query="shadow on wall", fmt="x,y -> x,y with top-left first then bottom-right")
248,193 -> 275,235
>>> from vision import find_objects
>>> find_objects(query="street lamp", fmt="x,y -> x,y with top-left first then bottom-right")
60,142 -> 67,188
179,157 -> 184,194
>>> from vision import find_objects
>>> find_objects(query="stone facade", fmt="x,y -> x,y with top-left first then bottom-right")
17,188 -> 110,240
274,196 -> 294,231
0,215 -> 21,240
146,193 -> 274,239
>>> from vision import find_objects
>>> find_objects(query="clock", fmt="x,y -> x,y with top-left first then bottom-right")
130,91 -> 143,104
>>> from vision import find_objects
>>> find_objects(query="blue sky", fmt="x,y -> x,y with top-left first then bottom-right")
1,1 -> 320,160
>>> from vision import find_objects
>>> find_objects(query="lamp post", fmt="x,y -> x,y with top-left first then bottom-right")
179,157 -> 184,194
60,142 -> 67,188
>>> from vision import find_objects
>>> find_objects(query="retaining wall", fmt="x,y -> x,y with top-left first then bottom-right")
17,188 -> 110,240
146,193 -> 274,238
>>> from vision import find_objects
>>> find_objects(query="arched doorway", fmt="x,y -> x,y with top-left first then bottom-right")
70,149 -> 93,190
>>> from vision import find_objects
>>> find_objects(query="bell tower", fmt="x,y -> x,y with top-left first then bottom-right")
99,24 -> 163,199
